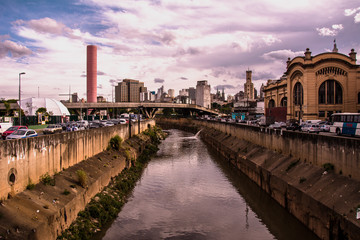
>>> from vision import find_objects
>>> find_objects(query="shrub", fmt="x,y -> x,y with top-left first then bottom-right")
323,163 -> 335,171
76,170 -> 88,188
286,159 -> 300,172
107,135 -> 123,151
62,189 -> 71,195
40,173 -> 55,186
26,179 -> 35,190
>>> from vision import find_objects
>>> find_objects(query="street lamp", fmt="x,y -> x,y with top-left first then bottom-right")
19,72 -> 25,125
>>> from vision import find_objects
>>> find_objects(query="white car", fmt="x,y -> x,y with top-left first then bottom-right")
119,119 -> 127,124
6,129 -> 38,140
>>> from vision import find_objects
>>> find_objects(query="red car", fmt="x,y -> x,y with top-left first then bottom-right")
2,126 -> 28,140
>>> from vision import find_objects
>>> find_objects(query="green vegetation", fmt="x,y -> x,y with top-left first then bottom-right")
286,159 -> 300,172
62,189 -> 71,195
58,126 -> 162,240
107,135 -> 123,151
26,179 -> 35,190
323,163 -> 335,172
76,170 -> 88,188
40,173 -> 55,186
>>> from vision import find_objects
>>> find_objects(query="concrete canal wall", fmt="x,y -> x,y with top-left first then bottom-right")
0,120 -> 155,200
157,118 -> 360,240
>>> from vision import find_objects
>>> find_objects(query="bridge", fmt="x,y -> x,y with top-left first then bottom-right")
63,102 -> 218,118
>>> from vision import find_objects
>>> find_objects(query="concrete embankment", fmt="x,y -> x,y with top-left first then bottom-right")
0,131 -> 155,240
157,118 -> 360,240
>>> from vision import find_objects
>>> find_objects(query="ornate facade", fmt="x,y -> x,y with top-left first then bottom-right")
264,46 -> 360,121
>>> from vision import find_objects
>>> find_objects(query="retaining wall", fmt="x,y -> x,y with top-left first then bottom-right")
157,118 -> 360,240
0,120 -> 155,200
159,118 -> 360,181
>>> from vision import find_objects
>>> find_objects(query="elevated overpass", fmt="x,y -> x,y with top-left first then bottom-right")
63,102 -> 218,118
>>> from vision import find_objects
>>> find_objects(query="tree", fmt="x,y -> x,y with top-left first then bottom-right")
36,107 -> 47,115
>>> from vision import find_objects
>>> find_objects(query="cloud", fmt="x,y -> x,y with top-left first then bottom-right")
97,71 -> 106,75
355,13 -> 360,23
97,84 -> 103,89
213,84 -> 237,91
263,49 -> 304,61
180,77 -> 188,80
80,74 -> 86,77
109,79 -> 121,85
13,17 -> 81,39
316,24 -> 343,36
0,40 -> 33,58
344,7 -> 360,16
154,78 -> 164,83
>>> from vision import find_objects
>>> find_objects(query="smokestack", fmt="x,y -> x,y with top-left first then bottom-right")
87,45 -> 97,103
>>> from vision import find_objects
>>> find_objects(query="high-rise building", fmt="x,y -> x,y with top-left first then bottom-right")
196,80 -> 211,108
86,45 -> 97,103
244,70 -> 254,100
115,79 -> 145,102
188,87 -> 196,102
168,89 -> 175,98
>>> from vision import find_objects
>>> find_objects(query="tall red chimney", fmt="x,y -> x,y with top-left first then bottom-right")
87,45 -> 97,103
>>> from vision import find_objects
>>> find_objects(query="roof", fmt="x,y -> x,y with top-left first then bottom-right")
19,98 -> 70,116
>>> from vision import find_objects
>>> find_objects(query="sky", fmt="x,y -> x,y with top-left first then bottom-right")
1,0 -> 359,102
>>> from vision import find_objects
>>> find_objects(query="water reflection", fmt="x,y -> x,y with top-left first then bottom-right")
102,129 -> 319,240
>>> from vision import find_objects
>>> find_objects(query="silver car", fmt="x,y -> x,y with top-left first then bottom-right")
6,129 -> 38,139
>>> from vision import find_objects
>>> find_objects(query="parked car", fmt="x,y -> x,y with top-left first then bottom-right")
268,123 -> 282,129
119,119 -> 127,124
302,124 -> 320,133
6,129 -> 37,140
43,124 -> 63,134
89,121 -> 101,128
286,123 -> 301,131
2,126 -> 28,139
104,121 -> 114,127
320,122 -> 331,132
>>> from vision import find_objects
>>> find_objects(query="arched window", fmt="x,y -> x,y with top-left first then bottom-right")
280,97 -> 287,107
318,80 -> 342,104
293,82 -> 303,106
268,99 -> 275,108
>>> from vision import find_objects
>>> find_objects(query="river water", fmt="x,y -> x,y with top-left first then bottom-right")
102,129 -> 319,240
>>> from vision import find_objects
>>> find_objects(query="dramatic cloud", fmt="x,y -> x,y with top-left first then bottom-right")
316,24 -> 343,36
263,49 -> 304,61
13,18 -> 80,39
0,40 -> 32,58
154,78 -> 165,83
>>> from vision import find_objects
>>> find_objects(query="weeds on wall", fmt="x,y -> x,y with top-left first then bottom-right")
76,170 -> 88,188
322,163 -> 335,172
107,135 -> 123,151
26,179 -> 35,190
286,159 -> 300,172
40,173 -> 55,186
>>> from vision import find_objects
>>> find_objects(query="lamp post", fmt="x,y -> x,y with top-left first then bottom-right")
19,72 -> 25,125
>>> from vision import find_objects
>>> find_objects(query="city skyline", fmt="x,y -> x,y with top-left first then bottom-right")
0,0 -> 359,101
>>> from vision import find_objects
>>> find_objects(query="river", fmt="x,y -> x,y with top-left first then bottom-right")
102,129 -> 319,240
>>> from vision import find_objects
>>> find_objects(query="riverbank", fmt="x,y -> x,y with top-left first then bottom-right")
0,126 -> 165,240
157,118 -> 360,240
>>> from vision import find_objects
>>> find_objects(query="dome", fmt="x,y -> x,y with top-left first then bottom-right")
19,98 -> 70,116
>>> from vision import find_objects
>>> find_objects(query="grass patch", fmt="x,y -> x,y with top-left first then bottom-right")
286,159 -> 300,172
40,173 -> 55,186
76,170 -> 88,188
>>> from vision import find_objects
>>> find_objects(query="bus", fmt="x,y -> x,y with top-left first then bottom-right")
330,113 -> 360,136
